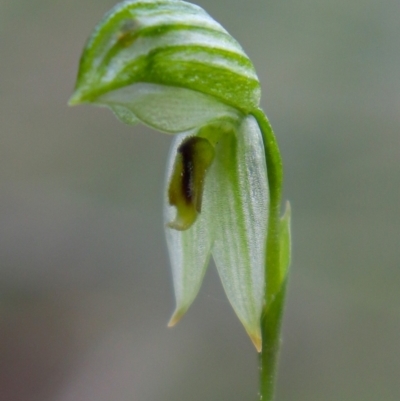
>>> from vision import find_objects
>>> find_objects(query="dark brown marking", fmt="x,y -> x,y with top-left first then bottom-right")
177,137 -> 197,205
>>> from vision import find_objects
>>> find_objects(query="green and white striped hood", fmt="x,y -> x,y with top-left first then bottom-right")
71,0 -> 260,116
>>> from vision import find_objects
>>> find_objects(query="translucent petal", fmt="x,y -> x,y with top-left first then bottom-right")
164,132 -> 214,325
97,83 -> 240,133
109,104 -> 139,125
209,115 -> 269,351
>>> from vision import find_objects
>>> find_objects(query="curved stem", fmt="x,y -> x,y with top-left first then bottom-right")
251,109 -> 285,401
252,109 -> 283,300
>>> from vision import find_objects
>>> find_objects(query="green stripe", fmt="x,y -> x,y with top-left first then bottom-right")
164,47 -> 258,79
100,24 -> 246,66
80,0 -> 235,73
80,0 -> 201,73
99,27 -> 250,80
75,0 -> 260,112
144,52 -> 260,112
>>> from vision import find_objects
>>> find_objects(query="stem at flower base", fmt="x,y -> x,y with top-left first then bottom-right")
259,281 -> 287,401
251,109 -> 289,401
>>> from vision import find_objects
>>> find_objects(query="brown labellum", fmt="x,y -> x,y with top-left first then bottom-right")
168,136 -> 215,230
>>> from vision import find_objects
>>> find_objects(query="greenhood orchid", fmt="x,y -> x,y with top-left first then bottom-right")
69,0 -> 290,354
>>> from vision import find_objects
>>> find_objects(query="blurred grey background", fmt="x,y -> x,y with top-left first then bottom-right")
1,0 -> 399,400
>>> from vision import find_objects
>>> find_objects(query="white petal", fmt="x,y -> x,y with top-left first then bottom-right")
164,132 -> 214,325
209,115 -> 269,351
98,83 -> 240,133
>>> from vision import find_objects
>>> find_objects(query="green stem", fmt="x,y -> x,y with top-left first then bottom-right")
251,109 -> 285,401
259,281 -> 287,401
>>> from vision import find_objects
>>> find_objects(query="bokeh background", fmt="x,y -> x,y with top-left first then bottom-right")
1,0 -> 399,400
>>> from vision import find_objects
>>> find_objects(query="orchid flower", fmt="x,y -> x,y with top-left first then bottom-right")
70,1 -> 291,395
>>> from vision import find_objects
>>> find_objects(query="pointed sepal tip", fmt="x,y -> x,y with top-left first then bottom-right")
167,308 -> 187,327
249,330 -> 262,353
